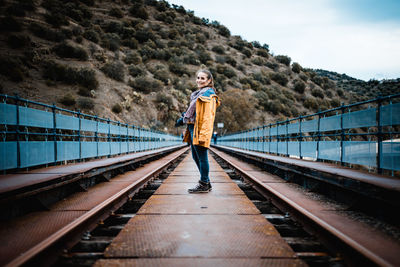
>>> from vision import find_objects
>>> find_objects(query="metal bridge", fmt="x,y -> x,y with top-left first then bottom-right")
0,94 -> 399,267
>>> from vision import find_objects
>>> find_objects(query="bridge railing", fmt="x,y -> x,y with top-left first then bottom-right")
0,94 -> 182,171
217,93 -> 400,174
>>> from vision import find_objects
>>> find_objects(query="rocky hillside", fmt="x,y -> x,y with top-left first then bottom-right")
0,0 -> 358,133
312,69 -> 400,100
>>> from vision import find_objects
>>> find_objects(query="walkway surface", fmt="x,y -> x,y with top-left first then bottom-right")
94,153 -> 306,267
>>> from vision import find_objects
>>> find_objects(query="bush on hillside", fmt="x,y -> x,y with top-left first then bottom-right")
242,48 -> 252,58
124,52 -> 142,65
112,103 -> 122,113
101,61 -> 125,82
101,33 -> 120,51
168,57 -> 189,76
293,80 -> 305,94
212,45 -> 225,54
83,29 -> 100,43
265,61 -> 278,70
29,22 -> 66,42
270,72 -> 288,86
7,34 -> 31,48
59,93 -> 76,106
292,62 -> 302,73
128,65 -> 145,77
256,49 -> 269,58
311,88 -> 324,98
77,97 -> 94,110
109,7 -> 124,18
129,76 -> 163,93
129,4 -> 148,20
0,56 -> 24,82
275,55 -> 291,66
52,42 -> 88,60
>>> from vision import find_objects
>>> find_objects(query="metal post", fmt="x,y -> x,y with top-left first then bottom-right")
78,110 -> 81,162
52,103 -> 57,165
299,116 -> 302,159
286,119 -> 289,157
15,94 -> 21,169
377,96 -> 383,174
316,111 -> 321,161
340,103 -> 345,166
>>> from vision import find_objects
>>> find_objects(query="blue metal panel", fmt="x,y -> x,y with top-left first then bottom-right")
121,142 -> 128,153
301,141 -> 317,158
319,141 -> 341,161
134,141 -> 140,152
288,141 -> 299,156
301,119 -> 318,133
288,122 -> 299,134
56,113 -> 79,130
57,141 -> 79,161
320,115 -> 341,132
270,141 -> 278,153
110,124 -> 120,135
278,125 -> 286,135
278,142 -> 286,154
19,106 -> 53,128
0,141 -> 18,170
134,128 -> 139,137
120,126 -> 128,136
343,108 -> 376,129
20,141 -> 54,168
128,142 -> 135,152
381,142 -> 400,171
81,142 -> 97,158
343,141 -> 376,167
381,102 -> 400,126
128,127 -> 134,136
0,103 -> 17,125
98,122 -> 109,134
270,127 -> 278,136
81,118 -> 97,132
110,142 -> 120,155
98,142 -> 110,156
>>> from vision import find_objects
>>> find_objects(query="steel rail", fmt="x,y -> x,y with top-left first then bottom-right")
5,147 -> 189,267
210,147 -> 400,267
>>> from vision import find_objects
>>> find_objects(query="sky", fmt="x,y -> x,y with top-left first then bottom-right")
169,0 -> 400,81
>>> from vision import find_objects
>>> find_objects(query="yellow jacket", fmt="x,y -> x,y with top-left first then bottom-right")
183,89 -> 220,148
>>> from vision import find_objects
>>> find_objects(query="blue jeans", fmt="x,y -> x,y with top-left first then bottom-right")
188,124 -> 210,183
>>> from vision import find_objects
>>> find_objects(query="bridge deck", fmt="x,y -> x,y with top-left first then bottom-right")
94,154 -> 306,266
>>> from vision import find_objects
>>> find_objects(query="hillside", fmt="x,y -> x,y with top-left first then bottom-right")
0,0 -> 357,134
312,69 -> 400,99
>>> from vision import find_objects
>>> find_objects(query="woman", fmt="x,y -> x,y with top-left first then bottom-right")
175,69 -> 220,193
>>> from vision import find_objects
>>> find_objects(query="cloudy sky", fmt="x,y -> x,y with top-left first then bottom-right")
169,0 -> 400,81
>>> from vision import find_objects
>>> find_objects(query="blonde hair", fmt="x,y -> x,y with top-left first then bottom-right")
196,68 -> 215,89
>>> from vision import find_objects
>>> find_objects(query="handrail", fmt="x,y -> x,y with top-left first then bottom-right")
0,94 -> 182,171
217,93 -> 400,174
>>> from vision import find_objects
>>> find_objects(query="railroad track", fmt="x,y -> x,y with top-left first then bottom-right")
0,147 -> 189,267
210,147 -> 400,267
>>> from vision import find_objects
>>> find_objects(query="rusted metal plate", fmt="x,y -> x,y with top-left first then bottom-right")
154,183 -> 244,195
104,214 -> 295,258
244,171 -> 286,183
95,258 -> 307,267
0,211 -> 85,266
164,174 -> 231,183
137,195 -> 260,214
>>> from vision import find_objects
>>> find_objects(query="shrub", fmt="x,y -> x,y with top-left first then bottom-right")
130,76 -> 163,93
109,7 -> 124,18
0,56 -> 24,82
153,69 -> 170,84
29,22 -> 66,42
312,75 -> 323,86
212,45 -> 225,54
299,73 -> 308,82
242,48 -> 252,58
225,56 -> 237,67
293,80 -> 305,94
128,65 -> 145,77
135,28 -> 155,43
311,88 -> 324,98
101,61 -> 125,81
101,33 -> 120,51
52,42 -> 88,60
304,97 -> 319,111
330,97 -> 341,107
44,11 -> 69,27
59,94 -> 76,106
168,57 -> 189,76
337,88 -> 344,96
196,49 -> 212,64
124,52 -> 142,65
256,49 -> 269,58
252,72 -> 270,85
122,37 -> 139,49
129,4 -> 148,20
266,61 -> 278,70
112,103 -> 122,113
104,21 -> 123,34
43,61 -> 98,89
77,97 -> 94,110
270,72 -> 288,86
292,62 -> 302,73
83,29 -> 100,43
0,16 -> 22,32
7,34 -> 31,48
155,92 -> 174,110
275,55 -> 291,66
251,57 -> 265,66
